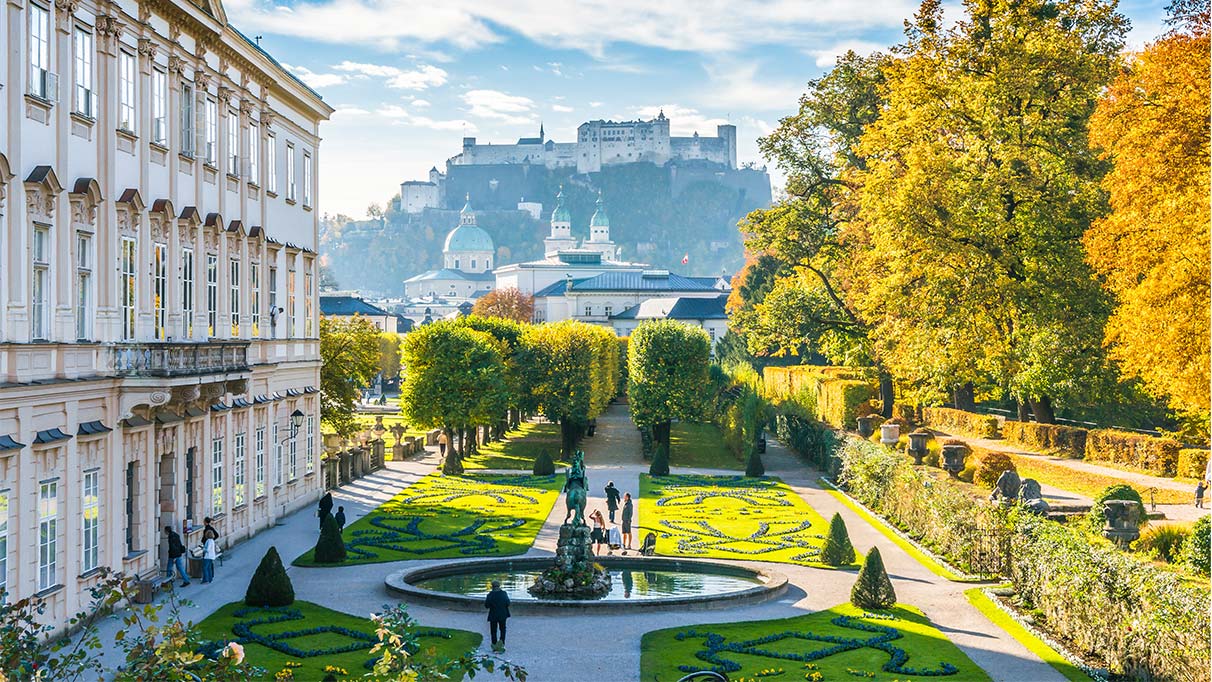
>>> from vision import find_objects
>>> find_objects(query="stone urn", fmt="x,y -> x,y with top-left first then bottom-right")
1102,499 -> 1142,547
880,423 -> 901,447
940,442 -> 968,478
907,430 -> 931,465
856,415 -> 876,438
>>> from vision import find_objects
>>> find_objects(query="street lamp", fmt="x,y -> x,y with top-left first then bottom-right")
290,409 -> 305,436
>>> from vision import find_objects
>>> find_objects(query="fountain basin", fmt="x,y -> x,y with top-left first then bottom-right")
386,557 -> 788,613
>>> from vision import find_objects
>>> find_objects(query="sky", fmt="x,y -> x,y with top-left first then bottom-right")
222,0 -> 1169,220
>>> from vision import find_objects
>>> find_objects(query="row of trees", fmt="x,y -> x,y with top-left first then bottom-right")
730,0 -> 1209,437
318,316 -> 408,437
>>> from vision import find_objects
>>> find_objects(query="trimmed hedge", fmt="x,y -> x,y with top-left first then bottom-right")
1177,449 -> 1209,479
1001,421 -> 1087,459
922,407 -> 1000,439
973,451 -> 1016,490
819,380 -> 877,430
1085,429 -> 1181,477
763,366 -> 876,430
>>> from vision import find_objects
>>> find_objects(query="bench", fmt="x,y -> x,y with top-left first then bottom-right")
133,571 -> 174,604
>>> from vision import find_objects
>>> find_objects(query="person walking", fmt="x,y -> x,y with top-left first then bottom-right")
484,580 -> 511,652
589,509 -> 607,555
621,492 -> 634,553
438,432 -> 449,458
335,506 -> 347,532
1196,480 -> 1207,509
202,517 -> 219,543
604,481 -> 621,523
201,534 -> 218,584
164,526 -> 191,587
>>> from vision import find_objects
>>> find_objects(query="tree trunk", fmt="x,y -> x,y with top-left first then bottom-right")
653,421 -> 672,449
878,372 -> 895,418
1016,401 -> 1031,422
560,419 -> 580,460
442,427 -> 462,474
952,383 -> 976,411
1029,396 -> 1056,424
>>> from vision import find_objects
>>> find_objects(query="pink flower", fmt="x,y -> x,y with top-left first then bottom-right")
224,641 -> 245,664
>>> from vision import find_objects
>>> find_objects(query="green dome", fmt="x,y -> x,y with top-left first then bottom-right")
551,188 -> 571,223
444,225 -> 494,252
590,193 -> 609,227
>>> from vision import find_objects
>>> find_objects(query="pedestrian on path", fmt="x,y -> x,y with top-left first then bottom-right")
621,492 -> 634,553
484,580 -> 511,651
438,432 -> 449,458
202,517 -> 219,543
589,509 -> 606,554
201,535 -> 218,584
164,526 -> 191,587
605,481 -> 621,522
335,506 -> 347,532
1196,480 -> 1207,509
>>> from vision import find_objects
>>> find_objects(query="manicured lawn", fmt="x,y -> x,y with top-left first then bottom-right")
640,603 -> 991,681
293,473 -> 562,566
669,422 -> 745,470
194,600 -> 481,681
640,474 -> 849,568
462,421 -> 567,470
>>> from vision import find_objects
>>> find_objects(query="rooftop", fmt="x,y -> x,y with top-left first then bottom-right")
612,295 -> 729,321
533,271 -> 719,297
319,294 -> 391,317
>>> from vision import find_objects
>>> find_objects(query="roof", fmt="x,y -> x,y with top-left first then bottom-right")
590,193 -> 609,227
686,275 -> 732,291
517,137 -> 543,144
536,271 -> 719,298
404,268 -> 495,283
612,295 -> 729,321
551,188 -> 571,224
444,225 -> 494,253
319,294 -> 391,317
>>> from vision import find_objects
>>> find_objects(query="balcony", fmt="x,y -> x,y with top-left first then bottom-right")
108,341 -> 250,377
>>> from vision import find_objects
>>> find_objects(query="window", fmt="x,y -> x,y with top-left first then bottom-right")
38,480 -> 58,591
229,259 -> 240,337
287,268 -> 296,337
184,448 -> 196,527
151,69 -> 167,145
471,258 -> 477,270
249,122 -> 259,182
118,52 -> 136,131
604,304 -> 612,318
76,233 -> 92,340
29,5 -> 51,100
180,82 -> 194,155
305,415 -> 315,475
182,248 -> 194,338
304,269 -> 314,336
254,426 -> 266,499
584,305 -> 592,318
153,244 -> 167,340
32,226 -> 50,341
303,152 -> 313,206
82,470 -> 99,573
266,134 -> 277,193
204,99 -> 217,164
250,263 -> 261,337
124,462 -> 136,553
273,424 -> 282,487
268,265 -> 278,333
286,143 -> 296,201
0,490 -> 8,599
233,432 -> 246,508
288,422 -> 298,481
74,28 -> 94,117
206,254 -> 217,337
211,438 -> 223,515
454,259 -> 460,270
120,236 -> 136,340
227,107 -> 239,175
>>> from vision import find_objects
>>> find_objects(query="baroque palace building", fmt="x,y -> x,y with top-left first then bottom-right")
0,0 -> 332,630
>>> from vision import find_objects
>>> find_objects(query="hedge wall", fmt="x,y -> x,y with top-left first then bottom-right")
1177,449 -> 1209,479
763,366 -> 876,430
1001,421 -> 1087,459
1085,429 -> 1181,477
921,407 -> 1000,439
819,380 -> 876,430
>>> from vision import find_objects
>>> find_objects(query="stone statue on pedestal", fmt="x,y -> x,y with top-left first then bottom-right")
563,450 -> 588,526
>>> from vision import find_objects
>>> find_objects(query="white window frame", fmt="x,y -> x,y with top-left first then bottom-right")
287,267 -> 296,337
120,236 -> 136,340
0,489 -> 8,599
76,233 -> 92,340
305,415 -> 315,474
180,82 -> 194,156
81,469 -> 100,573
229,259 -> 240,337
288,422 -> 298,481
305,268 -> 314,336
118,52 -> 136,131
248,121 -> 259,183
250,262 -> 261,337
153,243 -> 167,340
204,98 -> 217,164
233,432 -> 246,508
32,225 -> 50,341
206,254 -> 217,337
182,248 -> 194,338
227,107 -> 239,176
273,424 -> 283,487
38,480 -> 58,591
266,133 -> 277,193
286,143 -> 296,201
211,438 -> 223,515
29,5 -> 51,101
74,27 -> 94,117
151,69 -> 167,145
303,151 -> 313,207
254,426 -> 266,499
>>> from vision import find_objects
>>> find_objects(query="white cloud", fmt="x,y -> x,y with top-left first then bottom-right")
700,60 -> 804,112
410,98 -> 432,108
551,103 -> 574,113
282,63 -> 347,88
462,89 -> 536,124
372,104 -> 475,131
332,106 -> 371,118
334,61 -> 448,89
589,101 -> 604,108
635,104 -> 727,136
808,40 -> 884,68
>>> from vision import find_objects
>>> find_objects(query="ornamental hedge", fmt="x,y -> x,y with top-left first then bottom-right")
763,366 -> 876,430
1177,448 -> 1209,479
1000,421 -> 1087,459
921,407 -> 1000,440
1084,429 -> 1181,477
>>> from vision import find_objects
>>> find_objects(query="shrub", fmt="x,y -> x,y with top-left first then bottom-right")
921,407 -> 1000,439
1087,483 -> 1146,532
820,513 -> 855,567
245,547 -> 295,607
891,403 -> 919,427
819,380 -> 877,430
649,442 -> 670,477
973,451 -> 1016,490
1135,524 -> 1191,564
1085,429 -> 1180,477
1001,421 -> 1087,458
313,515 -> 347,564
851,547 -> 895,610
1177,449 -> 1210,479
745,450 -> 765,477
532,449 -> 555,476
1181,515 -> 1210,576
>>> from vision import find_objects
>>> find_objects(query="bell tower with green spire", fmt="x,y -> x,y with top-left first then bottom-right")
584,191 -> 618,261
543,186 -> 578,256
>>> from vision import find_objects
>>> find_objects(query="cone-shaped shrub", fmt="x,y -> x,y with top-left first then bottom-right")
313,514 -> 347,564
745,450 -> 765,477
851,546 -> 895,610
533,449 -> 556,476
649,442 -> 670,476
820,513 -> 856,566
245,546 -> 295,606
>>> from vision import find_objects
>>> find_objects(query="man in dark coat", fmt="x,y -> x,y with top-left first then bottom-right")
334,506 -> 347,532
604,481 -> 621,523
484,580 -> 511,651
164,525 -> 191,587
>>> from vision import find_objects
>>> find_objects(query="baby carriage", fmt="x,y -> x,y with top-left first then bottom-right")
607,525 -> 623,553
640,532 -> 657,556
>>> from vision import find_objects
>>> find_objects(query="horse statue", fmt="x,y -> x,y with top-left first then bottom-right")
563,450 -> 588,526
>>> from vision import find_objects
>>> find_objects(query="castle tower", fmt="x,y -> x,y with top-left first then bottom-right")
544,187 -> 578,256
583,192 -> 618,261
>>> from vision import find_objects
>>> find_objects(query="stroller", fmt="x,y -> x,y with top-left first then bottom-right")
640,532 -> 657,556
607,526 -> 623,553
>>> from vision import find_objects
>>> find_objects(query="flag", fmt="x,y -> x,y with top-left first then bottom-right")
681,253 -> 689,265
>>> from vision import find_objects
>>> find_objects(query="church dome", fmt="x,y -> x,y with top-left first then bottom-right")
444,224 -> 494,253
590,192 -> 609,227
551,188 -> 571,223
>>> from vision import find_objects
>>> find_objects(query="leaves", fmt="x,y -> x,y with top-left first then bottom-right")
471,287 -> 535,324
320,316 -> 383,437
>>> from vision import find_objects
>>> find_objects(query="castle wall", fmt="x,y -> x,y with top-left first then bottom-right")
401,182 -> 440,213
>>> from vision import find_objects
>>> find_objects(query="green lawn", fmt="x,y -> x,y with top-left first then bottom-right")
640,474 -> 849,568
669,422 -> 745,470
640,603 -> 991,682
194,600 -> 480,681
293,473 -> 562,566
462,422 -> 568,470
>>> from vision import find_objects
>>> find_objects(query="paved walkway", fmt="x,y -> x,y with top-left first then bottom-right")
86,406 -> 1065,681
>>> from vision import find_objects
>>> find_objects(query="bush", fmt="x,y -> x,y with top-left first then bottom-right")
313,515 -> 347,564
921,407 -> 1000,439
1085,429 -> 1180,477
745,450 -> 765,477
762,366 -> 876,430
1177,449 -> 1209,479
1087,483 -> 1146,532
891,403 -> 919,427
1001,421 -> 1087,458
649,442 -> 670,477
973,451 -> 1016,490
1135,524 -> 1191,564
851,547 -> 895,610
1181,515 -> 1210,576
245,546 -> 295,606
532,450 -> 555,476
820,513 -> 855,567
819,380 -> 877,430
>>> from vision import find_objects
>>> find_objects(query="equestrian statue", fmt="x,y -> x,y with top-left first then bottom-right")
563,449 -> 588,526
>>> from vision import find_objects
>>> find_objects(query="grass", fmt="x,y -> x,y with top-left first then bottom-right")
963,588 -> 1092,682
640,474 -> 847,568
640,603 -> 991,682
669,421 -> 745,470
194,600 -> 480,681
461,422 -> 567,470
996,450 -> 1191,505
293,472 -> 562,566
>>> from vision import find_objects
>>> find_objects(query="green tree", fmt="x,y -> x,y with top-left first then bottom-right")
244,546 -> 295,607
319,316 -> 381,437
851,546 -> 896,609
377,333 -> 403,385
628,320 -> 711,456
820,513 -> 856,566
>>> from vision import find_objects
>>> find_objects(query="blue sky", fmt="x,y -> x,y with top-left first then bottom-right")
223,0 -> 1168,219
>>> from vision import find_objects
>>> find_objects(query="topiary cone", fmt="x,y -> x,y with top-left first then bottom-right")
851,546 -> 896,610
820,513 -> 856,566
649,442 -> 670,477
313,514 -> 348,564
745,450 -> 765,477
245,546 -> 295,606
533,449 -> 556,476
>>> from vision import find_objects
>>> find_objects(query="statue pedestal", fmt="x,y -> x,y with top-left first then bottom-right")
528,523 -> 610,597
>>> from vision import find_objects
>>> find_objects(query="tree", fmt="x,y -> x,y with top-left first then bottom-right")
319,316 -> 381,437
244,546 -> 295,607
378,333 -> 403,385
649,442 -> 670,477
851,546 -> 896,609
532,450 -> 555,476
314,514 -> 347,564
820,513 -> 856,566
1086,2 -> 1210,432
520,321 -> 618,458
745,450 -> 765,477
368,605 -> 526,681
628,320 -> 711,456
472,287 -> 535,323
